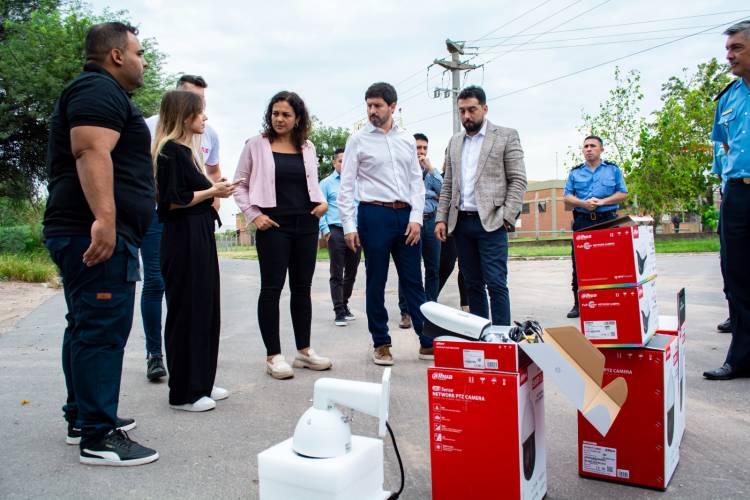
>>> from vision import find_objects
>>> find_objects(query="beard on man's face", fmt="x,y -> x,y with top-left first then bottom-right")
463,118 -> 482,133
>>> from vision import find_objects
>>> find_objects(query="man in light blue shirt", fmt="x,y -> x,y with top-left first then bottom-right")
397,133 -> 443,329
319,148 -> 361,327
563,135 -> 628,318
704,20 -> 750,380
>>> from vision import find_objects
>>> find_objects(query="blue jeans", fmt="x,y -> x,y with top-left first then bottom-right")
358,203 -> 431,348
452,213 -> 510,325
140,210 -> 164,357
45,236 -> 140,448
399,214 -> 440,313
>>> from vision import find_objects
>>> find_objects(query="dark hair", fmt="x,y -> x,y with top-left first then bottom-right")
724,20 -> 750,38
85,22 -> 138,64
334,147 -> 345,156
365,82 -> 398,105
413,133 -> 428,143
177,74 -> 207,89
262,91 -> 311,151
457,85 -> 486,105
584,135 -> 604,147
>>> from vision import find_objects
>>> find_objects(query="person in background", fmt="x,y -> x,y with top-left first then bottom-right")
141,75 -> 222,381
562,135 -> 627,318
397,133 -> 442,329
319,147 -> 361,327
153,90 -> 234,411
713,141 -> 731,334
42,21 -> 158,466
233,91 -> 331,379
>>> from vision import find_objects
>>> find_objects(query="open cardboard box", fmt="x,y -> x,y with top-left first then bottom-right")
582,214 -> 654,231
520,326 -> 628,436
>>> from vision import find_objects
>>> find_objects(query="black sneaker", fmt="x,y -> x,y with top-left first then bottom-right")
566,304 -> 579,318
717,318 -> 731,333
146,354 -> 167,381
344,307 -> 356,321
67,417 -> 137,445
80,429 -> 159,467
335,313 -> 348,327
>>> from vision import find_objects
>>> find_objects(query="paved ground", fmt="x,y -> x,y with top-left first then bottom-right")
1,253 -> 749,499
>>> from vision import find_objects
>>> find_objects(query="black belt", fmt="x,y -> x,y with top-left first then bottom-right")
573,210 -> 616,221
360,201 -> 411,209
727,177 -> 750,185
458,210 -> 479,217
423,212 -> 436,220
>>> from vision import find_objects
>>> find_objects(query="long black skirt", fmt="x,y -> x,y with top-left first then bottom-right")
160,211 -> 220,405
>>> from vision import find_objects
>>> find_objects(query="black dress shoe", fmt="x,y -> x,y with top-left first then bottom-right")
703,363 -> 748,380
566,304 -> 579,318
717,318 -> 732,333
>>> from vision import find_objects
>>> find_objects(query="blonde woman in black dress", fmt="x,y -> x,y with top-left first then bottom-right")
152,90 -> 235,411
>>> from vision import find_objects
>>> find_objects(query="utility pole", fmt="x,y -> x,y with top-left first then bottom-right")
433,40 -> 478,134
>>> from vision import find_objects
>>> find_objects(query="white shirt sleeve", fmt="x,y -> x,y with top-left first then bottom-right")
204,125 -> 220,167
338,135 -> 360,234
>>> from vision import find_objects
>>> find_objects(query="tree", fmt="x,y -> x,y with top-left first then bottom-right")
572,67 -> 644,174
308,117 -> 349,179
630,59 -> 731,225
0,1 -> 172,202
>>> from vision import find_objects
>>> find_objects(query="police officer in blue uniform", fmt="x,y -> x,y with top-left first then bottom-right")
563,135 -> 628,318
704,20 -> 750,380
712,142 -> 732,333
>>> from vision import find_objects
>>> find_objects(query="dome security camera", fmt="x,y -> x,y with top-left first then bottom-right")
522,391 -> 536,481
666,370 -> 676,448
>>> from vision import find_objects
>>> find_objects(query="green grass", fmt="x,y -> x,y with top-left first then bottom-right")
219,246 -> 331,261
655,237 -> 720,253
0,251 -> 58,283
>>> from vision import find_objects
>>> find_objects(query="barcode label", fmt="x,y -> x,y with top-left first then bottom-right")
582,442 -> 617,477
463,349 -> 484,369
485,359 -> 498,369
584,320 -> 618,340
617,469 -> 630,479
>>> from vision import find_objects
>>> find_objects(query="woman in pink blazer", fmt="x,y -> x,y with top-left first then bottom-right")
233,91 -> 331,379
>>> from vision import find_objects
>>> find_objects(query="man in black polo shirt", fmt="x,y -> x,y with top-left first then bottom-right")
43,22 -> 158,466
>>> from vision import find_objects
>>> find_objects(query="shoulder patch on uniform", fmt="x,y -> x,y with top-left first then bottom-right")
571,163 -> 584,170
714,79 -> 738,102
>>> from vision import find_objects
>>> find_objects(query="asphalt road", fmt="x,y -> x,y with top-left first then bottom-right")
1,253 -> 748,499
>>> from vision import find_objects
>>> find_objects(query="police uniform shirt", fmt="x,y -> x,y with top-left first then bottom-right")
712,78 -> 750,179
563,160 -> 628,212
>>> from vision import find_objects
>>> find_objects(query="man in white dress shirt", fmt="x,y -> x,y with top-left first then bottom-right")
338,82 -> 432,365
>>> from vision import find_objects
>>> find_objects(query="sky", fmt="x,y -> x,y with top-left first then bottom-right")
84,0 -> 748,228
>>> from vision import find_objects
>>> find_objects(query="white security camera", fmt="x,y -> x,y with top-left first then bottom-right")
421,302 -> 491,341
292,369 -> 391,459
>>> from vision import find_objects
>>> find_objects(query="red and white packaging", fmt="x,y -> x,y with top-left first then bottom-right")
573,222 -> 656,289
578,278 -> 658,347
433,338 -> 527,373
428,361 -> 547,500
577,334 -> 681,490
656,288 -> 687,446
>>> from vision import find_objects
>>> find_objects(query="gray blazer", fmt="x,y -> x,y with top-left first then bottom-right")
436,120 -> 527,233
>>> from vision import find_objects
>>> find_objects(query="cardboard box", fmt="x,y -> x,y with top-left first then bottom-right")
428,364 -> 547,500
519,326 -> 628,436
573,223 -> 656,289
433,338 -> 528,373
578,278 -> 658,347
577,334 -> 681,490
656,288 -> 687,446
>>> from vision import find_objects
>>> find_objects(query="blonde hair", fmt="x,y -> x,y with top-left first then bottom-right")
151,90 -> 206,176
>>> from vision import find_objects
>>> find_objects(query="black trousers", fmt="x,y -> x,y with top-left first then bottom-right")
570,210 -> 617,296
326,225 -> 361,315
255,213 -> 319,356
438,234 -> 468,307
161,211 -> 221,406
720,179 -> 750,370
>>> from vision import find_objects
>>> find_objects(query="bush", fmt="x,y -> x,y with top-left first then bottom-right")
0,225 -> 44,253
0,251 -> 58,283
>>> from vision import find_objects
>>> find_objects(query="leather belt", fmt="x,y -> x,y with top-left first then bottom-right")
423,212 -> 436,220
574,210 -> 615,221
458,210 -> 479,216
361,200 -> 410,209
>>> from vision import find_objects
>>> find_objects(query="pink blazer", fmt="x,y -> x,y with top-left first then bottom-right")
233,135 -> 325,222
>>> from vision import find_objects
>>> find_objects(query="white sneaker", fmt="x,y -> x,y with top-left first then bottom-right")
170,396 -> 216,412
293,348 -> 333,371
210,386 -> 229,401
266,354 -> 294,379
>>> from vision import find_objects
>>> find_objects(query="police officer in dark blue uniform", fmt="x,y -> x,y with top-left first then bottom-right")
563,135 -> 628,318
704,20 -> 750,380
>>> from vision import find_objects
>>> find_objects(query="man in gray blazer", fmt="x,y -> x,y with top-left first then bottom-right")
435,86 -> 527,325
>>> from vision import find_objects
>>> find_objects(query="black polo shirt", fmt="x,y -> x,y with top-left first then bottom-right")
43,63 -> 154,247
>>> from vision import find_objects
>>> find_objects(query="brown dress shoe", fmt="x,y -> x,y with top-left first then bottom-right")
418,346 -> 434,360
373,345 -> 394,366
399,314 -> 412,329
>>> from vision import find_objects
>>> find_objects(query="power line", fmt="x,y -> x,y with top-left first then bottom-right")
471,0 -> 556,43
468,9 -> 750,40
405,18 -> 739,127
480,32 -> 718,53
475,0 -> 614,67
